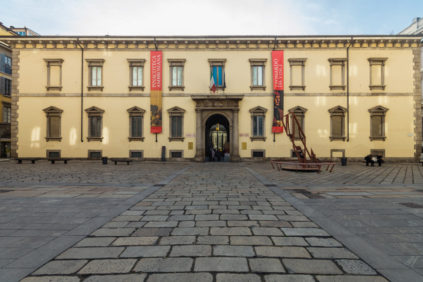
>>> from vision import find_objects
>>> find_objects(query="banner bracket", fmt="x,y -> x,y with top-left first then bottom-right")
155,133 -> 158,143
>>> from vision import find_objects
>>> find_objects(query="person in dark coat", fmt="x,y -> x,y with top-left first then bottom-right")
364,154 -> 375,166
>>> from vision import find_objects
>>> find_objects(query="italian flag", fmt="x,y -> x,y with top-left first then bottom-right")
210,75 -> 216,93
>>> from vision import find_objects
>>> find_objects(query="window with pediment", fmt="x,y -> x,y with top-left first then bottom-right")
85,106 -> 104,141
369,105 -> 388,141
43,106 -> 63,141
288,106 -> 307,140
328,105 -> 346,141
168,106 -> 185,141
250,106 -> 267,141
127,106 -> 145,141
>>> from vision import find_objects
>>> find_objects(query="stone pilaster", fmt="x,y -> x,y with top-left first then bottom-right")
10,49 -> 20,158
194,109 -> 203,161
412,47 -> 422,160
232,109 -> 240,161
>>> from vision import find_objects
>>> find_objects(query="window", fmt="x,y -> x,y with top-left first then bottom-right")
47,150 -> 61,159
0,54 -> 12,75
368,106 -> 388,141
328,106 -> 346,141
128,59 -> 145,90
86,59 -> 104,90
288,58 -> 306,90
130,150 -> 143,159
328,58 -> 346,90
44,59 -> 63,91
288,106 -> 307,140
252,150 -> 265,158
249,59 -> 266,90
168,106 -> 185,141
209,59 -> 226,90
85,106 -> 104,141
170,150 -> 183,159
2,103 -> 11,123
88,150 -> 102,160
249,106 -> 267,141
0,77 -> 11,96
43,106 -> 63,141
368,58 -> 387,90
127,106 -> 145,141
168,59 -> 185,90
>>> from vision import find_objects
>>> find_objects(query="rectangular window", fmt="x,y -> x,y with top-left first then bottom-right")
170,151 -> 183,158
91,66 -> 102,86
289,58 -> 306,90
47,116 -> 61,138
171,116 -> 183,138
331,116 -> 344,138
292,115 -> 304,140
171,66 -> 183,86
209,59 -> 226,90
252,66 -> 264,86
88,151 -> 102,160
252,115 -> 264,137
130,150 -> 143,159
0,77 -> 11,96
132,66 -> 143,86
89,116 -> 102,138
2,105 -> 11,123
130,116 -> 143,138
0,55 -> 12,75
45,59 -> 63,90
47,150 -> 61,159
329,58 -> 346,90
368,58 -> 387,90
371,116 -> 383,138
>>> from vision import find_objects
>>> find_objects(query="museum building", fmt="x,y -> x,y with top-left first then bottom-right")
1,35 -> 421,161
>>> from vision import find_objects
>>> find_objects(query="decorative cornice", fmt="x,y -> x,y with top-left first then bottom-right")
2,36 -> 420,50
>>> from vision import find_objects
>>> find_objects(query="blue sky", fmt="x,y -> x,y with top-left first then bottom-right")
1,0 -> 422,35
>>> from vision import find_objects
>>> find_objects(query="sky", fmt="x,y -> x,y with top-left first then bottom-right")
1,0 -> 422,36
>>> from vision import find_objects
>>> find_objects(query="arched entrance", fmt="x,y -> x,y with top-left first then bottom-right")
205,114 -> 230,161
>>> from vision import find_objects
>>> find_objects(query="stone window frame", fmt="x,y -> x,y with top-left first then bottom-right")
328,58 -> 346,90
127,106 -> 145,141
208,58 -> 226,90
288,106 -> 308,140
88,150 -> 102,160
288,58 -> 306,91
328,105 -> 347,141
249,106 -> 267,141
128,59 -> 145,91
43,106 -> 63,141
86,59 -> 104,91
46,150 -> 61,159
168,106 -> 185,141
368,105 -> 388,141
249,58 -> 267,90
44,59 -> 64,91
85,106 -> 104,141
168,59 -> 186,91
368,57 -> 387,91
129,150 -> 144,160
330,149 -> 345,159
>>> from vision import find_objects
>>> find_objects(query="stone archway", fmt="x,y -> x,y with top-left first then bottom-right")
192,95 -> 243,161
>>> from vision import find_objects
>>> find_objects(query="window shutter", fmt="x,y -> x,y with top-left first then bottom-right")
332,116 -> 342,137
371,116 -> 383,137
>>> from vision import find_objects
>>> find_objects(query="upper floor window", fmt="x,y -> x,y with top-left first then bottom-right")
369,106 -> 388,141
86,59 -> 104,90
209,59 -> 226,91
368,58 -> 387,91
168,59 -> 185,90
168,106 -> 185,141
2,103 -> 11,123
288,106 -> 307,140
250,106 -> 267,141
0,54 -> 12,75
328,58 -> 346,90
0,77 -> 11,97
85,106 -> 104,141
44,59 -> 63,91
128,59 -> 145,90
249,59 -> 266,90
43,106 -> 63,141
127,106 -> 145,141
288,58 -> 306,91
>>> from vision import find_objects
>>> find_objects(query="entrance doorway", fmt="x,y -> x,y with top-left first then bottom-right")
205,114 -> 230,161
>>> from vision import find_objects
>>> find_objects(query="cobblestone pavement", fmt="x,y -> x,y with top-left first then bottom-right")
23,164 -> 388,282
0,162 -> 189,282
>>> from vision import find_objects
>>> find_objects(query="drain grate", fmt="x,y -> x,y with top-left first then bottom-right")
400,202 -> 423,209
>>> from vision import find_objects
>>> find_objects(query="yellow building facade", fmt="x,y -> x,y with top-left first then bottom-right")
1,35 -> 422,161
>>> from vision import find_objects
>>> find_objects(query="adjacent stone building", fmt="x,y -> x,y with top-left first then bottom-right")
1,35 -> 421,161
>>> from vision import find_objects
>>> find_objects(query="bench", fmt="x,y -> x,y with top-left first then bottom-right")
110,158 -> 133,165
48,159 -> 70,164
16,158 -> 42,164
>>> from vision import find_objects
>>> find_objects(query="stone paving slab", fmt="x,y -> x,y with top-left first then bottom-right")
22,164 -> 388,281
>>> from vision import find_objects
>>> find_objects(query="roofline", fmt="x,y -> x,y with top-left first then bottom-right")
0,34 -> 422,39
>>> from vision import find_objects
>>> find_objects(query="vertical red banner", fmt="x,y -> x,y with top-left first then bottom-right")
150,51 -> 162,133
272,50 -> 284,133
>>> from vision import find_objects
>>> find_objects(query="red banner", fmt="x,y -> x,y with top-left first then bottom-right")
150,51 -> 162,133
272,50 -> 284,133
